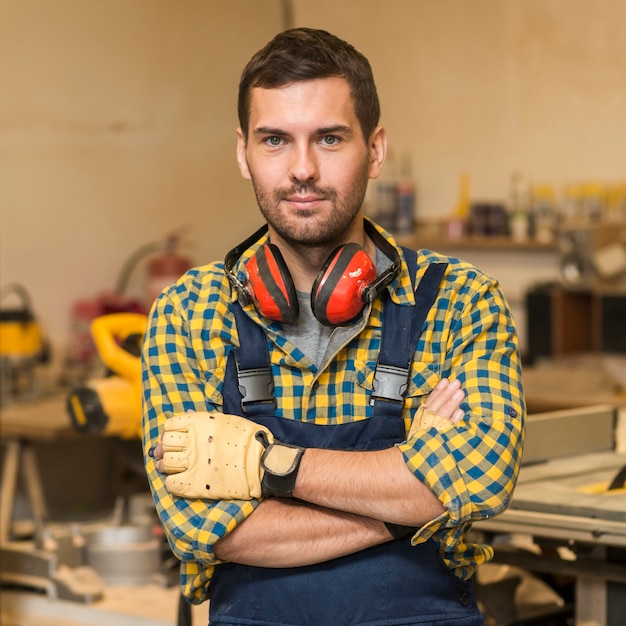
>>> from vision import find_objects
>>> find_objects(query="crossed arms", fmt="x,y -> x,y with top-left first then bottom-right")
153,379 -> 465,568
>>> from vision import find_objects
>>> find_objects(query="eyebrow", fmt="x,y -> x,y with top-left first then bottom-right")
253,125 -> 353,137
317,125 -> 353,136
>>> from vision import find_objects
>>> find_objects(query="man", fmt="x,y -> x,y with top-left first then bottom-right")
143,27 -> 525,625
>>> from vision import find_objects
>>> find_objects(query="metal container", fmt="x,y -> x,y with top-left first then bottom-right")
86,524 -> 161,586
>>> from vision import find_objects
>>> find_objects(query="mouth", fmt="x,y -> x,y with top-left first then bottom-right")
283,194 -> 326,210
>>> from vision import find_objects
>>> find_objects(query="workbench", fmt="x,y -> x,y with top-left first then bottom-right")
0,394 -> 207,625
477,404 -> 626,626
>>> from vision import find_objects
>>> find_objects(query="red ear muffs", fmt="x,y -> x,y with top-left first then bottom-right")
244,244 -> 299,324
311,243 -> 377,326
226,222 -> 398,327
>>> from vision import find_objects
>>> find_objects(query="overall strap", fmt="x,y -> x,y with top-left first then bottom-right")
225,252 -> 448,419
224,303 -> 276,417
371,252 -> 448,418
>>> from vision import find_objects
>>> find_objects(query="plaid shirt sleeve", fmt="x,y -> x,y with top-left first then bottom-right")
141,265 -> 257,603
398,254 -> 526,576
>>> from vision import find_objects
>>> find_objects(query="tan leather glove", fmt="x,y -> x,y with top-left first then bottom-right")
161,412 -> 304,500
407,404 -> 453,439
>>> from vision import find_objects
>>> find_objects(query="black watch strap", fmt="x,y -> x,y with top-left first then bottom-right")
259,440 -> 305,497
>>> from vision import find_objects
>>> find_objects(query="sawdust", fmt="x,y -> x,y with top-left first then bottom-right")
1,585 -> 208,626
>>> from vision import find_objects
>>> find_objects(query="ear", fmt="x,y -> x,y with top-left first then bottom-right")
367,126 -> 387,180
236,128 -> 252,180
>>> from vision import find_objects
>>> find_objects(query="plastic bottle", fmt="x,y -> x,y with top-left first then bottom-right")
446,172 -> 470,240
375,149 -> 398,231
396,154 -> 416,235
508,172 -> 531,242
531,185 -> 558,243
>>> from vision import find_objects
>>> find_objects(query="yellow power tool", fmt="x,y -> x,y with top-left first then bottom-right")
0,283 -> 50,403
66,312 -> 147,438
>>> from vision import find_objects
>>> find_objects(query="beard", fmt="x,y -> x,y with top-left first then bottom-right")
249,162 -> 371,251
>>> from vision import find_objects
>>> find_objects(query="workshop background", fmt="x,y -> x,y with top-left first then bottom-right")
2,1 -> 626,625
2,0 -> 625,380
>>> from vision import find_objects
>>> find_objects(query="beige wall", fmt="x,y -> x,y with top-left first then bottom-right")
1,0 -> 284,364
1,0 -> 625,369
294,0 -> 626,211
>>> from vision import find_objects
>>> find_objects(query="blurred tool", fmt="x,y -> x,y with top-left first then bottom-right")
0,283 -> 50,405
64,230 -> 192,384
67,312 -> 147,438
558,222 -> 626,291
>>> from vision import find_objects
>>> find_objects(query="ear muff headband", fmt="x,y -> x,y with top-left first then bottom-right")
224,224 -> 270,305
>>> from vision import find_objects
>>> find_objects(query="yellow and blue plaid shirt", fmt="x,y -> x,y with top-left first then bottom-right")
142,221 -> 525,604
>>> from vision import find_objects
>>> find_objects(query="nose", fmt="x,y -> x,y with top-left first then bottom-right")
288,143 -> 319,183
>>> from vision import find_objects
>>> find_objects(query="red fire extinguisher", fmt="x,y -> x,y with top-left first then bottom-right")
146,234 -> 193,307
64,232 -> 193,384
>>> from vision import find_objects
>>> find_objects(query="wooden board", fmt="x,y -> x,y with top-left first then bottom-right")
0,394 -> 79,441
511,451 -> 626,522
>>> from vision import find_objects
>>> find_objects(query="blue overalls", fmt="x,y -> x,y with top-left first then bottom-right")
211,253 -> 483,625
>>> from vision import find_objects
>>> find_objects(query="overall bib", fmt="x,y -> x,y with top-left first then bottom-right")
211,256 -> 482,625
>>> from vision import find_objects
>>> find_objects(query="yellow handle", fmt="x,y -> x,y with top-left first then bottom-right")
90,312 -> 148,382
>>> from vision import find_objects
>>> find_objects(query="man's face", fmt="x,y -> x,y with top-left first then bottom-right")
237,77 -> 385,250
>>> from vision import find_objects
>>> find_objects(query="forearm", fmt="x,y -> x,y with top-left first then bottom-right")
215,497 -> 390,567
293,446 -> 445,526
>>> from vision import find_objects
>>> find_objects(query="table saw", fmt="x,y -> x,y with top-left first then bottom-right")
477,404 -> 626,626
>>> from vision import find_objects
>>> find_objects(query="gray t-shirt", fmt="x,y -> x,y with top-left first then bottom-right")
282,248 -> 391,368
283,290 -> 334,367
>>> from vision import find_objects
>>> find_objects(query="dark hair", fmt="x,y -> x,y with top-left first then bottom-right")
238,28 -> 380,142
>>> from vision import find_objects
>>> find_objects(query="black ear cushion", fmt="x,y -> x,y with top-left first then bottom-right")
253,244 -> 299,324
311,243 -> 364,326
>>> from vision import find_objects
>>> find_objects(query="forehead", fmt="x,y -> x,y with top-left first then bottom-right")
247,77 -> 358,130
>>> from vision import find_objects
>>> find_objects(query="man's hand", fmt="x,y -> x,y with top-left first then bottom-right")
155,412 -> 304,500
408,378 -> 465,438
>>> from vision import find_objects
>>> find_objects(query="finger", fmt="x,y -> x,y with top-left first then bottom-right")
163,413 -> 192,432
162,451 -> 189,473
424,378 -> 460,413
437,388 -> 465,418
153,442 -> 164,460
423,378 -> 450,409
162,430 -> 190,452
450,408 -> 465,424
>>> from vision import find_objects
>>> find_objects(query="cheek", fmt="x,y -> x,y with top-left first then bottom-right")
339,156 -> 374,191
246,155 -> 282,186
322,157 -> 359,187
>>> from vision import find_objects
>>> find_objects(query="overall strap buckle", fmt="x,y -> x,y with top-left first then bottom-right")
236,363 -> 275,408
371,256 -> 448,417
370,364 -> 410,406
228,302 -> 277,416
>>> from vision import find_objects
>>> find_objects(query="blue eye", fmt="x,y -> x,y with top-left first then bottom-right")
321,135 -> 339,146
265,136 -> 283,146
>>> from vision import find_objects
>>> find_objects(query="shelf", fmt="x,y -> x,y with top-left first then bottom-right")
394,233 -> 558,252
